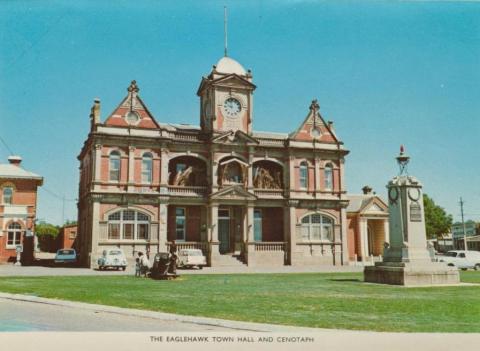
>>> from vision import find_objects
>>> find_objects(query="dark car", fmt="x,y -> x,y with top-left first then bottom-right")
150,252 -> 178,280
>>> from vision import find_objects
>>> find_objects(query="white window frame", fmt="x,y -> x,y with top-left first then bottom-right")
109,151 -> 121,182
300,213 -> 334,242
299,162 -> 308,189
324,164 -> 333,190
6,222 -> 22,249
141,153 -> 153,184
2,187 -> 13,205
107,210 -> 150,241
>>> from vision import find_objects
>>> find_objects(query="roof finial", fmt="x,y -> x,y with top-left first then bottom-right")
127,80 -> 139,93
396,145 -> 410,175
224,6 -> 228,57
309,99 -> 319,112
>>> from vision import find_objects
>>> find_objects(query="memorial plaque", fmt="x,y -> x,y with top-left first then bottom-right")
410,202 -> 422,222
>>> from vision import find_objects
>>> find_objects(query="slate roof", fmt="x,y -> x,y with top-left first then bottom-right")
0,163 -> 43,182
346,194 -> 387,213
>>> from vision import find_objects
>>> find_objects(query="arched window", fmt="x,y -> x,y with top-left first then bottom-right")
300,213 -> 334,242
324,164 -> 333,190
141,153 -> 153,183
2,187 -> 13,205
299,162 -> 308,189
109,151 -> 121,181
107,210 -> 150,240
7,222 -> 22,248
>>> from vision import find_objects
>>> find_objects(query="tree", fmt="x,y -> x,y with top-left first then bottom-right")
35,222 -> 60,252
35,223 -> 60,237
423,194 -> 453,239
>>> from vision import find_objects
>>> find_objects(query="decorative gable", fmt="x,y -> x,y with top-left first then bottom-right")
212,130 -> 259,145
359,197 -> 389,216
210,185 -> 257,201
104,80 -> 160,129
290,99 -> 338,143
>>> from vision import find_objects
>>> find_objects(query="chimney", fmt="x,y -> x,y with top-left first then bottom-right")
8,156 -> 22,167
362,185 -> 373,195
90,98 -> 101,130
327,120 -> 334,131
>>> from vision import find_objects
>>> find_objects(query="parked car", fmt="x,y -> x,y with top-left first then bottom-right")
54,249 -> 77,265
97,249 -> 127,271
178,249 -> 207,269
436,250 -> 480,270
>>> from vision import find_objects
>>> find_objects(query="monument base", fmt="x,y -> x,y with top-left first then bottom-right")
364,261 -> 460,286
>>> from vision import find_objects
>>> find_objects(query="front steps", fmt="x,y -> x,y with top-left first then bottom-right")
211,253 -> 246,267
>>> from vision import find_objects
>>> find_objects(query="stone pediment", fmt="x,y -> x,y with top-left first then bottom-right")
212,130 -> 259,145
360,197 -> 388,216
210,185 -> 257,201
212,74 -> 256,89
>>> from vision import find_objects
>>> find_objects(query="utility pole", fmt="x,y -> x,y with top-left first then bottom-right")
460,197 -> 468,251
62,193 -> 66,226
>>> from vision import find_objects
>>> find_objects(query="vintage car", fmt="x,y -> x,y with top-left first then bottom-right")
436,250 -> 480,270
177,249 -> 207,269
97,249 -> 127,270
54,249 -> 77,265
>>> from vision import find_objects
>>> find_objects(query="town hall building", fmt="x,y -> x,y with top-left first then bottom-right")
77,55 -> 353,268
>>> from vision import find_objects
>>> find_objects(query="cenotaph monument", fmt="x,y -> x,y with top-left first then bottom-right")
364,146 -> 460,286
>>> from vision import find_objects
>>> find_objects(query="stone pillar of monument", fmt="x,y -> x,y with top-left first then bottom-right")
364,146 -> 459,286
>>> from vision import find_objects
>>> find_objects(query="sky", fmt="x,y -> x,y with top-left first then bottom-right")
0,0 -> 479,225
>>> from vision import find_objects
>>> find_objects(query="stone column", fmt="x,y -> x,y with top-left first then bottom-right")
383,219 -> 390,245
315,157 -> 321,192
158,201 -> 168,252
245,204 -> 255,266
93,144 -> 102,189
160,148 -> 168,184
127,146 -> 135,191
247,150 -> 254,190
340,207 -> 348,265
90,199 -> 101,268
288,155 -> 295,193
208,204 -> 219,266
285,201 -> 299,265
359,218 -> 368,262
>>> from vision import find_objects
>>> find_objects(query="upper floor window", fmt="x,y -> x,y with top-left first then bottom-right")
142,153 -> 153,183
300,214 -> 334,242
299,162 -> 308,189
2,187 -> 13,204
109,151 -> 121,181
324,164 -> 333,190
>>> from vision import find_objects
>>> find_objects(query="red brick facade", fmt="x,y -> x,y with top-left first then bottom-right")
77,57 -> 350,268
0,157 -> 43,264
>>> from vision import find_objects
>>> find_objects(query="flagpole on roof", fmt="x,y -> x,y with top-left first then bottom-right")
224,6 -> 228,57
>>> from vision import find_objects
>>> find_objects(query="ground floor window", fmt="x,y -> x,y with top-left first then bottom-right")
300,213 -> 334,242
175,207 -> 186,241
254,209 -> 262,241
7,222 -> 22,248
107,210 -> 150,240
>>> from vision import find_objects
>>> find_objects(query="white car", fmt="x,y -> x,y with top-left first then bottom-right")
436,250 -> 480,270
178,249 -> 207,269
98,249 -> 127,270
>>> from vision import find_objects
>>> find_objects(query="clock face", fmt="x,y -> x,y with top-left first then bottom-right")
223,97 -> 242,117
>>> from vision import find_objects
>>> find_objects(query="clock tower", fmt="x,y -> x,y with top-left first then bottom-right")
197,56 -> 256,134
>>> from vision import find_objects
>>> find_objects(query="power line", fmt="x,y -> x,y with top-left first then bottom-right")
40,187 -> 76,202
0,135 -> 14,155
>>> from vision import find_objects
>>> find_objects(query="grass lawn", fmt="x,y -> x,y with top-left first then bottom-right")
1,271 -> 480,332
